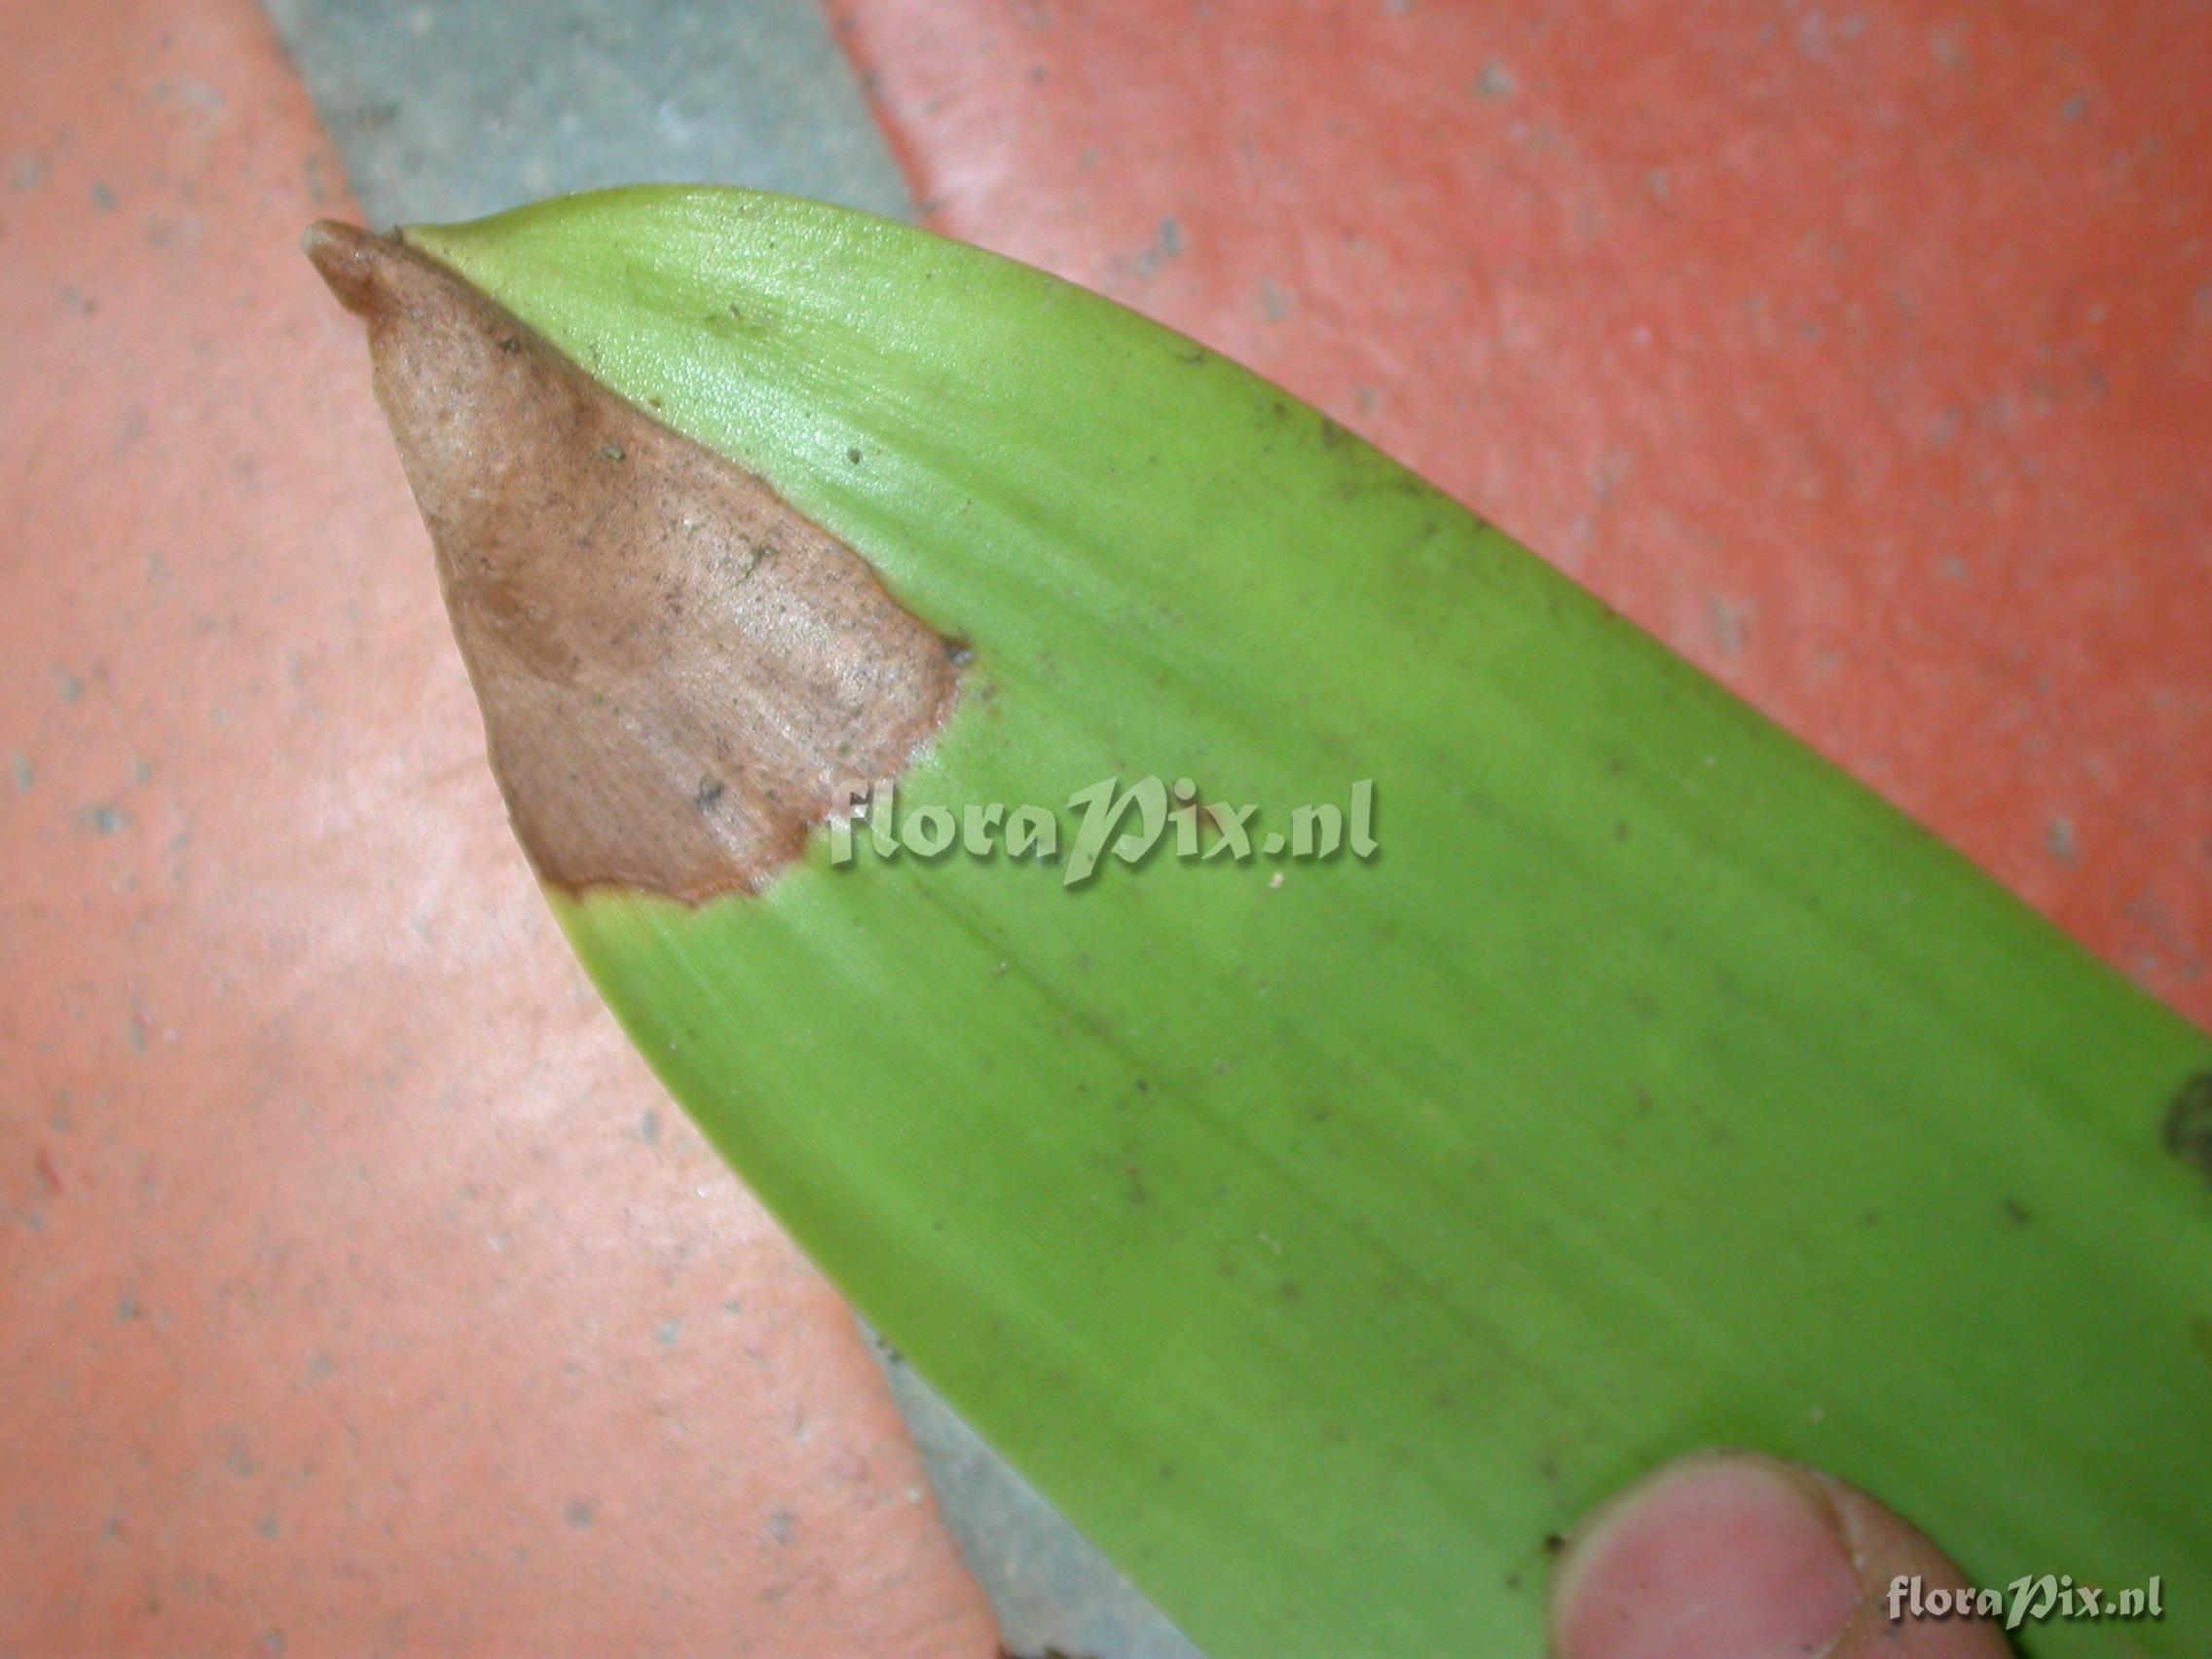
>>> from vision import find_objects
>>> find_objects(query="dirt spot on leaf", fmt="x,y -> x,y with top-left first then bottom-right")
2162,1072 -> 2212,1188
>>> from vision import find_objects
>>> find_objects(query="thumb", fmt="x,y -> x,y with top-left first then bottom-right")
1548,1451 -> 2013,1659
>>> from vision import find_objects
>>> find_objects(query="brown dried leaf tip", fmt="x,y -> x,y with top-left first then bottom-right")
304,221 -> 960,902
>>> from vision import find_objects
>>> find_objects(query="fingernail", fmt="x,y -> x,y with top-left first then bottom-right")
1550,1453 -> 1862,1659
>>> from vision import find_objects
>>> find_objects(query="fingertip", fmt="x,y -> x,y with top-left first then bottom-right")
1549,1452 -> 1861,1659
1549,1452 -> 2015,1659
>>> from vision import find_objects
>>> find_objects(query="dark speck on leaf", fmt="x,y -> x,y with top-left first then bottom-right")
2161,1073 -> 2212,1188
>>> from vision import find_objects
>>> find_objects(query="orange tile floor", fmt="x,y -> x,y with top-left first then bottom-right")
830,0 -> 2211,1027
0,4 -> 996,1654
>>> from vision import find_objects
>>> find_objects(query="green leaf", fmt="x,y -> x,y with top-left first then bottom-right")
334,187 -> 2211,1658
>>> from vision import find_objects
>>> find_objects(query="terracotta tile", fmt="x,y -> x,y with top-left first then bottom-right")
0,4 -> 999,1654
829,0 -> 2212,1027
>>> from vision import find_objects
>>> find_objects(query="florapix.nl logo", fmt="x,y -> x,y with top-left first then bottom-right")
826,776 -> 1379,887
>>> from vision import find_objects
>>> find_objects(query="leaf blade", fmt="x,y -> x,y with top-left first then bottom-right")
387,188 -> 2212,1658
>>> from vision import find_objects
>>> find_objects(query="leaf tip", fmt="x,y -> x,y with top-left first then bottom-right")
302,218 -> 401,318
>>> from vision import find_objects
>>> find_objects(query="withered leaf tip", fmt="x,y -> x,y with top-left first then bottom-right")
306,219 -> 961,903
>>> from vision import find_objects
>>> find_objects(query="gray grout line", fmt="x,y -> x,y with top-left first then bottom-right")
262,0 -> 912,228
262,4 -> 1204,1654
869,1332 -> 1209,1659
